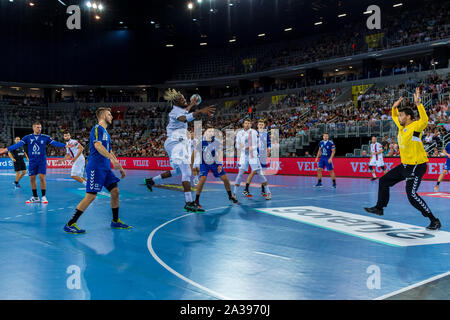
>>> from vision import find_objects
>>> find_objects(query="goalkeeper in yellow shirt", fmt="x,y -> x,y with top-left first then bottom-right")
365,88 -> 441,230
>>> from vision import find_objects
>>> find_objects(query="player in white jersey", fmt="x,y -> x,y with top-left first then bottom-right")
233,118 -> 271,199
144,89 -> 215,213
368,136 -> 386,181
189,129 -> 200,186
57,131 -> 87,184
242,119 -> 272,200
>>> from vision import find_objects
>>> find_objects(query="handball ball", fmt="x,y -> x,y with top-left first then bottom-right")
190,94 -> 202,106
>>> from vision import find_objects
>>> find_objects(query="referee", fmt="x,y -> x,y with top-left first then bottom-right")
364,88 -> 441,230
8,136 -> 28,189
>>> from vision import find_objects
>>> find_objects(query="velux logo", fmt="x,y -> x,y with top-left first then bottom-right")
133,159 -> 149,167
255,206 -> 450,247
350,162 -> 394,173
156,159 -> 171,168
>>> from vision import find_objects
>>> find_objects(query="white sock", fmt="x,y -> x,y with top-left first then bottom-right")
265,185 -> 271,193
153,175 -> 163,184
372,172 -> 376,178
184,192 -> 192,203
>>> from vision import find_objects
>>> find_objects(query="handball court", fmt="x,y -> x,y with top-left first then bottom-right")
0,168 -> 449,300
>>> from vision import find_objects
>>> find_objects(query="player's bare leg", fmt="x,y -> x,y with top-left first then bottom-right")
144,169 -> 178,191
434,170 -> 447,192
194,175 -> 207,208
220,175 -> 238,203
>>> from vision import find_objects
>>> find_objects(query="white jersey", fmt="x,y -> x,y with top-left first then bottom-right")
236,129 -> 259,159
66,139 -> 84,161
166,105 -> 189,140
369,142 -> 384,166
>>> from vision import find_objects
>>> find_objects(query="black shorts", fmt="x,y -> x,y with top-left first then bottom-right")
14,160 -> 26,172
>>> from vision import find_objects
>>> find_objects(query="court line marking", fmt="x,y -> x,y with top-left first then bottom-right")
147,208 -> 232,300
253,251 -> 291,261
374,271 -> 450,300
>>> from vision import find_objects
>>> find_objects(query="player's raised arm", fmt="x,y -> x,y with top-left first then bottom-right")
177,105 -> 215,123
413,87 -> 429,132
391,97 -> 403,128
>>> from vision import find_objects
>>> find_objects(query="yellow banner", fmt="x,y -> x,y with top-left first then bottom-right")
225,100 -> 238,109
272,94 -> 287,104
352,84 -> 373,106
365,33 -> 384,48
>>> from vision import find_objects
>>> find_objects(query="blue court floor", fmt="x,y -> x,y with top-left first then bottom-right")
0,168 -> 449,300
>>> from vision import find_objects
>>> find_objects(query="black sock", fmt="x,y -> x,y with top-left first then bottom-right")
318,179 -> 322,183
112,207 -> 119,222
68,209 -> 84,226
245,183 -> 250,192
14,181 -> 18,185
262,185 -> 265,193
41,189 -> 46,197
32,189 -> 38,198
227,190 -> 232,198
436,182 -> 440,186
195,194 -> 200,203
332,180 -> 336,185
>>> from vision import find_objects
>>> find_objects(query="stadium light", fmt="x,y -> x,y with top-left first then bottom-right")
393,3 -> 403,7
166,44 -> 174,47
29,2 -> 35,6
98,4 -> 103,11
119,21 -> 124,24
229,3 -> 234,6
284,27 -> 292,32
150,20 -> 155,24
86,1 -> 92,8
349,66 -> 353,69
200,42 -> 207,46
258,33 -> 266,37
338,13 -> 347,18
314,21 -> 322,25
95,14 -> 100,20
197,0 -> 202,3
187,2 -> 193,10
229,39 -> 236,43
9,0 -> 13,2
92,3 -> 97,9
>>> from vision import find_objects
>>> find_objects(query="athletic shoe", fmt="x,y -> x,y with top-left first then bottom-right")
261,192 -> 267,197
184,202 -> 197,212
332,183 -> 337,189
433,185 -> 439,192
265,192 -> 272,200
314,182 -> 323,188
195,202 -> 203,209
229,195 -> 238,204
111,219 -> 132,229
370,177 -> 377,181
41,196 -> 48,204
364,206 -> 384,216
144,178 -> 154,192
242,190 -> 253,198
25,197 -> 40,204
426,219 -> 441,230
63,223 -> 86,234
14,183 -> 21,189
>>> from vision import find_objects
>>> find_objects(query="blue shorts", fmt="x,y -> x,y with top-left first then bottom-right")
318,157 -> 334,171
28,160 -> 46,176
86,167 -> 120,193
444,159 -> 450,171
199,164 -> 226,178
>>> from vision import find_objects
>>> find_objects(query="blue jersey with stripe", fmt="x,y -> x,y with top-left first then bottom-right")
7,134 -> 65,163
319,140 -> 335,158
88,124 -> 111,170
446,142 -> 450,159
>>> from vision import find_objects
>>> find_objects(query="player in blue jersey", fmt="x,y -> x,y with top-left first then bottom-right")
243,119 -> 272,199
314,133 -> 337,188
63,108 -> 130,234
0,121 -> 66,204
192,126 -> 238,209
434,141 -> 450,191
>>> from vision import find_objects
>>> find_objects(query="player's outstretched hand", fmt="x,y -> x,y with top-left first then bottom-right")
413,87 -> 421,106
120,168 -> 126,179
392,97 -> 403,109
201,105 -> 216,116
0,148 -> 8,155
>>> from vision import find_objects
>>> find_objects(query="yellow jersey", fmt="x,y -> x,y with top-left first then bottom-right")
392,103 -> 428,165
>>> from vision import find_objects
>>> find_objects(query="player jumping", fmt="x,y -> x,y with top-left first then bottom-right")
242,119 -> 272,199
364,88 -> 441,230
57,130 -> 87,185
233,119 -> 271,199
0,121 -> 66,204
144,89 -> 215,213
63,107 -> 130,234
434,141 -> 450,192
193,126 -> 238,209
314,133 -> 336,188
369,136 -> 387,181
8,137 -> 28,189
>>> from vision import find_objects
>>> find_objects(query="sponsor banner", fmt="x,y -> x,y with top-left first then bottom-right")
418,192 -> 450,199
256,206 -> 450,247
4,157 -> 446,181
